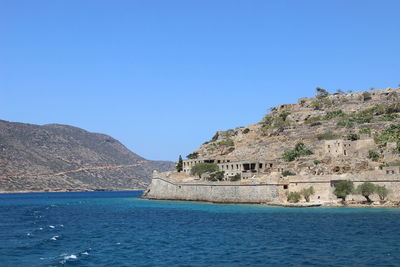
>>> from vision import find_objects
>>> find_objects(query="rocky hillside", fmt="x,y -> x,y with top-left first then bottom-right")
190,87 -> 400,175
0,121 -> 174,192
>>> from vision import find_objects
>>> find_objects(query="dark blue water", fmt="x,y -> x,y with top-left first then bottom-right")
1,191 -> 400,266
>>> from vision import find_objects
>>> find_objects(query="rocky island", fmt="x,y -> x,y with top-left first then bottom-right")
143,87 -> 400,206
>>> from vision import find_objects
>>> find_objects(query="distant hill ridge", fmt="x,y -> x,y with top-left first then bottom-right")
0,120 -> 174,192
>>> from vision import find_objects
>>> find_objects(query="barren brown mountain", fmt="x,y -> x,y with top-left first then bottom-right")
0,120 -> 174,192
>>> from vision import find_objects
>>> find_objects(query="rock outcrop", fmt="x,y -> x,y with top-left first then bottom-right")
0,120 -> 174,192
192,87 -> 400,175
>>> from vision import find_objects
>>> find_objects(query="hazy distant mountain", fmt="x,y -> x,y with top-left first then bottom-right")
0,120 -> 174,192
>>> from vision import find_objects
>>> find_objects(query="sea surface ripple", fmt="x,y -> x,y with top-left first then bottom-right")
1,191 -> 400,266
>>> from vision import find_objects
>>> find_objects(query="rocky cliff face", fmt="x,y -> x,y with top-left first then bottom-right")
191,88 -> 400,175
0,120 -> 174,192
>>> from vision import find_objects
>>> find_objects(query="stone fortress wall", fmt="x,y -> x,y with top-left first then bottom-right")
143,170 -> 400,203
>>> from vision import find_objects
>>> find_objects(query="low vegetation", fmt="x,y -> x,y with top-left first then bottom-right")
242,128 -> 250,134
347,133 -> 359,141
282,143 -> 313,162
187,152 -> 199,159
300,186 -> 315,202
230,174 -> 241,182
217,139 -> 235,147
207,171 -> 225,182
282,170 -> 296,177
359,127 -> 371,135
190,163 -> 219,178
260,111 -> 292,134
376,124 -> 400,153
286,191 -> 302,203
337,104 -> 400,128
286,186 -> 315,203
368,150 -> 381,162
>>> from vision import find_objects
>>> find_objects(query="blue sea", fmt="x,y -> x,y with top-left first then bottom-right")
1,191 -> 400,266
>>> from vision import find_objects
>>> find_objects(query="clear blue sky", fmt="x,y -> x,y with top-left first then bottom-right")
1,0 -> 399,161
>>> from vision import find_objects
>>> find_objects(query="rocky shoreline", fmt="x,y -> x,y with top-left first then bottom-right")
266,200 -> 400,208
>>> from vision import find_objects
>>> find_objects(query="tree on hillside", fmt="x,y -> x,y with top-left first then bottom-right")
375,185 -> 389,201
333,180 -> 354,202
316,87 -> 329,98
300,186 -> 315,202
356,182 -> 376,203
190,163 -> 219,178
176,155 -> 183,172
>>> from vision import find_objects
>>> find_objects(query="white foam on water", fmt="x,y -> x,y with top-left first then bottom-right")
49,225 -> 55,229
51,235 -> 59,241
82,252 -> 89,255
27,233 -> 31,236
60,254 -> 78,264
116,242 -> 121,245
60,224 -> 64,227
64,255 -> 77,260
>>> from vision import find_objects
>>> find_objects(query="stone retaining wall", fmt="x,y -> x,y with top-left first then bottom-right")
143,178 -> 279,203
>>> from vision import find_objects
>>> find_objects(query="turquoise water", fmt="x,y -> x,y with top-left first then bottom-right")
1,191 -> 400,266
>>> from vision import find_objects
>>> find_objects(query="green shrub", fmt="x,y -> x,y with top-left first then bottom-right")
282,143 -> 313,162
368,150 -> 381,162
347,133 -> 359,141
190,163 -> 219,178
333,180 -> 354,201
359,127 -> 371,135
337,120 -> 354,128
282,170 -> 296,177
279,111 -> 291,121
375,185 -> 389,201
217,139 -> 234,147
379,164 -> 388,170
230,173 -> 241,182
312,98 -> 332,110
208,171 -> 225,181
287,192 -> 302,203
314,160 -> 322,165
376,124 -> 400,153
260,113 -> 292,131
324,110 -> 346,120
300,186 -> 315,202
187,152 -> 199,159
356,182 -> 376,203
243,128 -> 250,134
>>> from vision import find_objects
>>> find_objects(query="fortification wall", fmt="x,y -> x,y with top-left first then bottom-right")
288,174 -> 400,202
144,172 -> 400,204
144,178 -> 280,203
